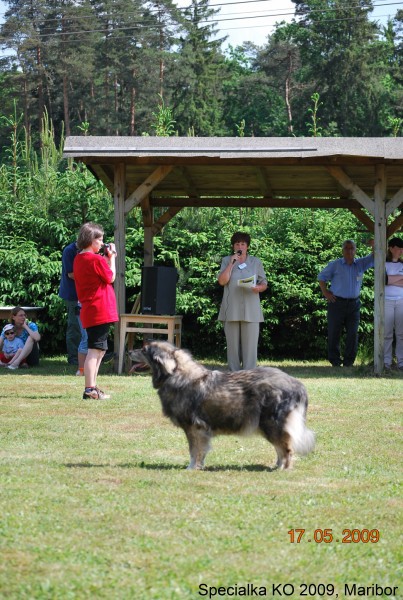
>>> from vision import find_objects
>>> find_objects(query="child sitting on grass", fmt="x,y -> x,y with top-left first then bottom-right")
0,324 -> 27,368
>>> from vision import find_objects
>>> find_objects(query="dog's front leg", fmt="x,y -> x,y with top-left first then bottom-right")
184,425 -> 211,470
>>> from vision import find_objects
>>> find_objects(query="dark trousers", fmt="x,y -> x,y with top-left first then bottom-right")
26,341 -> 40,366
64,299 -> 81,364
327,298 -> 360,366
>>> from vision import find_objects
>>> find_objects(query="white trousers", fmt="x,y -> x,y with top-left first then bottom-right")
224,321 -> 260,371
384,298 -> 403,368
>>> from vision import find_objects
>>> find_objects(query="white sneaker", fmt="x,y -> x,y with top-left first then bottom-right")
7,364 -> 19,370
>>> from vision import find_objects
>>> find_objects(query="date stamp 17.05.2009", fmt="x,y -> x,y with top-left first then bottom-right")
288,528 -> 380,544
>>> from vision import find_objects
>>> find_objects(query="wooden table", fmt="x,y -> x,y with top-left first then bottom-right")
0,306 -> 44,321
118,314 -> 182,374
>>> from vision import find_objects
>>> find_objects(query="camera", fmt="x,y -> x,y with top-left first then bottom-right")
99,243 -> 111,255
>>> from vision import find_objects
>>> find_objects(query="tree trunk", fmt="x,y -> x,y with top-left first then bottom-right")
63,74 -> 71,136
115,74 -> 119,135
21,69 -> 30,137
36,45 -> 44,136
285,51 -> 293,135
130,79 -> 136,135
159,24 -> 164,98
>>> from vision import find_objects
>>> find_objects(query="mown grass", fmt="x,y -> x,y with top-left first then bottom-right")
0,357 -> 401,599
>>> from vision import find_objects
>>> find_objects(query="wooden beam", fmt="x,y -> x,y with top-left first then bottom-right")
387,213 -> 403,237
349,208 -> 374,233
113,162 -> 126,371
124,165 -> 173,215
177,166 -> 201,197
114,162 -> 126,315
326,166 -> 374,214
152,207 -> 182,235
386,187 -> 403,217
79,153 -> 401,168
373,164 -> 387,375
255,167 -> 273,196
150,197 -> 362,209
90,164 -> 114,193
141,195 -> 153,228
144,227 -> 154,267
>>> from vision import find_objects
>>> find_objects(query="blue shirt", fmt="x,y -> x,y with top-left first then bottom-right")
59,242 -> 79,301
3,336 -> 24,354
318,254 -> 374,298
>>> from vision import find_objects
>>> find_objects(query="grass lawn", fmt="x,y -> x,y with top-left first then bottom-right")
0,357 -> 401,599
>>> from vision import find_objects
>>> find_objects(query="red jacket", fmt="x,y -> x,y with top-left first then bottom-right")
73,252 -> 118,328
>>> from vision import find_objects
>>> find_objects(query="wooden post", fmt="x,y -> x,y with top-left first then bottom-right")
113,162 -> 126,371
142,194 -> 154,268
142,216 -> 154,346
373,164 -> 387,375
144,227 -> 154,267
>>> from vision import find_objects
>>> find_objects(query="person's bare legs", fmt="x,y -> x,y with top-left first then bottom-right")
76,351 -> 86,375
6,348 -> 23,367
8,338 -> 33,367
84,348 -> 105,388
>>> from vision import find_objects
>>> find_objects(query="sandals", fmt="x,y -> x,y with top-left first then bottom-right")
82,386 -> 110,400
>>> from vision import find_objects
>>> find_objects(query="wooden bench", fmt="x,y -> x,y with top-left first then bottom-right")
118,314 -> 182,374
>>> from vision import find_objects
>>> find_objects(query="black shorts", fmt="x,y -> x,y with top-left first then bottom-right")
86,323 -> 111,351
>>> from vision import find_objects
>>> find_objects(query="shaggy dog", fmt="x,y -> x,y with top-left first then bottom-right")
130,341 -> 315,470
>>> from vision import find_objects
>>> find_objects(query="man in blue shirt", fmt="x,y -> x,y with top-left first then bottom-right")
59,241 -> 81,365
318,240 -> 374,367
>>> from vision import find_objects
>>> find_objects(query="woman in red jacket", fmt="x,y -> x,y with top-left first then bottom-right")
73,222 -> 118,400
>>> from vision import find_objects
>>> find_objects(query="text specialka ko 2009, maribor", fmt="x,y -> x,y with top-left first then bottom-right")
198,582 -> 399,598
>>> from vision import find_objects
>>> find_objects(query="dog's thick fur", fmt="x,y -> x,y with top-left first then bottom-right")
130,341 -> 315,470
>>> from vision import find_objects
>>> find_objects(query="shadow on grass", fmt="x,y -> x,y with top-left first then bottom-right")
0,359 -> 116,377
269,365 -> 378,379
64,461 -> 277,472
2,358 -> 398,380
138,462 -> 277,472
201,464 -> 277,472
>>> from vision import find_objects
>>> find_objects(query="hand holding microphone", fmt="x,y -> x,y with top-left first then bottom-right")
232,249 -> 242,264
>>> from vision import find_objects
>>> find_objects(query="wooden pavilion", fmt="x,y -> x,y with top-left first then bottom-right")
63,136 -> 403,374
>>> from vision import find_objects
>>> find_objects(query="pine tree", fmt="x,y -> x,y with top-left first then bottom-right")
286,0 -> 386,135
0,0 -> 50,137
169,0 -> 227,136
43,0 -> 99,137
221,43 -> 289,136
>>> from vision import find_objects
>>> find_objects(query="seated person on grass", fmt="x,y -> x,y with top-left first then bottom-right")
0,323 -> 27,367
0,306 -> 41,370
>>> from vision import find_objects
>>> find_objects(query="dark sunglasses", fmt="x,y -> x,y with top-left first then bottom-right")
5,331 -> 15,335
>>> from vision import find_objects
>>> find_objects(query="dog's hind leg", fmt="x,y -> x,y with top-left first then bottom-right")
273,435 -> 293,470
184,425 -> 211,470
259,420 -> 293,470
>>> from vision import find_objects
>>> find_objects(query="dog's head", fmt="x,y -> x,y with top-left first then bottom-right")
129,341 -> 179,388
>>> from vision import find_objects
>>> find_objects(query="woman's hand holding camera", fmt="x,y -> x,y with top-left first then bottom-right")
103,243 -> 117,258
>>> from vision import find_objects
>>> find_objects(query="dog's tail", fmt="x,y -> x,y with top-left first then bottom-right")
285,404 -> 315,456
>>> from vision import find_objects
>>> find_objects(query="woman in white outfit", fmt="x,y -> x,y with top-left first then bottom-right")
217,232 -> 267,371
384,237 -> 403,371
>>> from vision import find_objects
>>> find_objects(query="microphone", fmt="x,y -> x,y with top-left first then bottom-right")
232,250 -> 242,264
